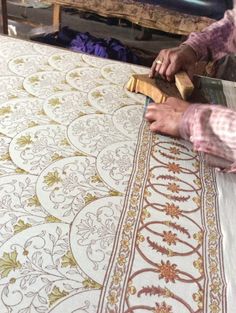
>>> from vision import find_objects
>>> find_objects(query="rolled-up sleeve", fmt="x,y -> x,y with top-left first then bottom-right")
183,8 -> 236,61
179,104 -> 236,172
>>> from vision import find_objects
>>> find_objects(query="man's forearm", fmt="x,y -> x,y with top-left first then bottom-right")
183,8 -> 236,61
179,104 -> 236,172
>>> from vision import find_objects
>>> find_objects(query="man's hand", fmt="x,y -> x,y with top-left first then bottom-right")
145,97 -> 190,137
149,45 -> 198,81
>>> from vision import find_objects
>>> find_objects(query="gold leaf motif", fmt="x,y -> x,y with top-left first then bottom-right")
69,72 -> 80,78
27,195 -> 41,207
73,151 -> 86,157
44,170 -> 61,187
92,91 -> 103,98
13,219 -> 32,234
15,168 -> 27,174
193,196 -> 201,207
51,153 -> 63,162
29,76 -> 40,84
91,174 -> 103,183
37,109 -> 47,116
8,95 -> 18,99
84,193 -> 97,204
0,250 -> 22,278
48,286 -> 69,307
53,87 -> 63,92
14,58 -> 24,64
45,215 -> 62,223
82,278 -> 102,289
61,251 -> 77,268
60,138 -> 70,146
0,152 -> 11,161
104,68 -> 112,73
0,106 -> 12,116
109,190 -> 123,197
16,135 -> 33,147
52,55 -> 62,61
48,98 -> 61,107
84,101 -> 91,107
27,121 -> 38,128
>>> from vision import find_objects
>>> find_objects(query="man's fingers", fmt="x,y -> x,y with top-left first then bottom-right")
158,58 -> 171,79
149,120 -> 163,133
165,61 -> 181,82
149,52 -> 166,78
149,60 -> 157,78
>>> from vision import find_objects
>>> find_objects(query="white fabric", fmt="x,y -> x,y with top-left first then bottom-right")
217,79 -> 236,312
216,172 -> 236,313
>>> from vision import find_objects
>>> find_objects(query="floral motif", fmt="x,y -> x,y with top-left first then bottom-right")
48,286 -> 69,307
163,203 -> 182,219
193,231 -> 203,244
193,289 -> 203,309
61,250 -> 77,268
16,135 -> 32,147
169,147 -> 180,155
193,257 -> 204,274
141,208 -> 151,221
112,271 -> 122,285
167,162 -> 181,174
27,195 -> 41,207
82,278 -> 102,289
162,231 -> 177,246
0,106 -> 11,115
167,183 -> 180,193
45,215 -> 62,223
127,280 -> 136,296
154,301 -> 173,313
44,170 -> 61,187
107,290 -> 118,305
13,219 -> 32,234
84,193 -> 98,204
49,97 -> 61,107
156,260 -> 179,283
210,301 -> 220,313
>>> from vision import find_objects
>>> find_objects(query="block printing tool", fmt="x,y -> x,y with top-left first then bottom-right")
126,71 -> 195,114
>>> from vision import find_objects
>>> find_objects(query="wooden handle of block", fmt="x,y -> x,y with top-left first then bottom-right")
174,71 -> 194,100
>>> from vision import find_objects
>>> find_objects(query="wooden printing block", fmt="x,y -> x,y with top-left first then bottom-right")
126,72 -> 194,103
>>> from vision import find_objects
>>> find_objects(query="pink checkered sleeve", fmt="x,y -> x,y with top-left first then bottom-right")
183,7 -> 236,61
179,104 -> 236,172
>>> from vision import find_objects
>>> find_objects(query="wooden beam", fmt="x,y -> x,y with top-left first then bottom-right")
1,0 -> 8,34
52,3 -> 61,31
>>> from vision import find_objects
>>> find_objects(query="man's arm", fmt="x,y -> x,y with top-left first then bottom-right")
145,98 -> 236,172
180,104 -> 236,172
150,8 -> 236,81
184,8 -> 236,61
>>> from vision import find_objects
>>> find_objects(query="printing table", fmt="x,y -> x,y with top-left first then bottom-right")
0,35 -> 235,313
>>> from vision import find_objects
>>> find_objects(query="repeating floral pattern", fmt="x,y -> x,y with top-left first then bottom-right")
0,35 -> 226,313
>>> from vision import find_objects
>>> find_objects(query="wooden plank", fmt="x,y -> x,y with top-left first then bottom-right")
46,0 -> 215,35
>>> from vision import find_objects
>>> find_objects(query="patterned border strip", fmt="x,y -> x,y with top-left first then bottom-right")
199,153 -> 227,313
97,120 -> 152,312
